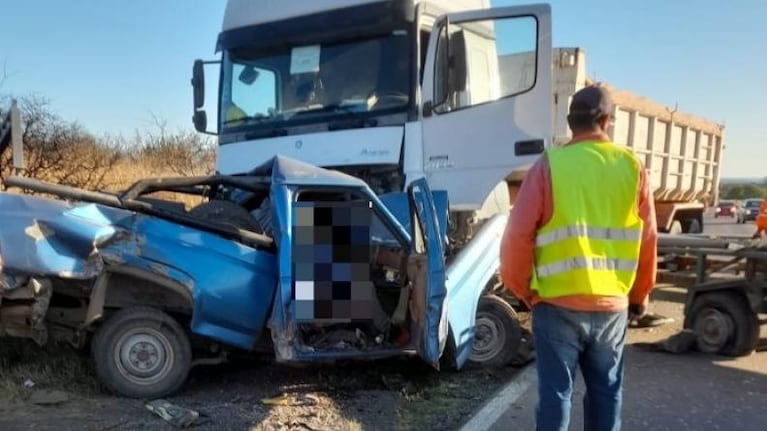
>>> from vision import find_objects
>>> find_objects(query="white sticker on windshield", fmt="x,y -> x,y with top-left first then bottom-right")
290,45 -> 321,75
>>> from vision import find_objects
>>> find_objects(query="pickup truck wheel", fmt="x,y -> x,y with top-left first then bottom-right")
684,292 -> 759,357
92,307 -> 192,399
468,296 -> 522,368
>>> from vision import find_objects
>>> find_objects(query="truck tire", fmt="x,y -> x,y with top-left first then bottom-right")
684,292 -> 759,357
467,296 -> 522,368
686,219 -> 702,234
188,200 -> 263,233
92,307 -> 192,399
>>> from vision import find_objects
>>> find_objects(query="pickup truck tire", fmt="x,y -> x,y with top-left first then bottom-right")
467,295 -> 522,368
684,291 -> 759,357
92,307 -> 192,399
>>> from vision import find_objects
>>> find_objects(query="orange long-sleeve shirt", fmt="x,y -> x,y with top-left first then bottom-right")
500,138 -> 658,312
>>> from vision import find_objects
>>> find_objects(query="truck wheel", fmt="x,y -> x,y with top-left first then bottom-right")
686,219 -> 702,234
684,292 -> 759,357
468,296 -> 522,368
92,307 -> 192,399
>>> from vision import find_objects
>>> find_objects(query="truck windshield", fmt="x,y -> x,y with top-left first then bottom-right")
219,32 -> 412,133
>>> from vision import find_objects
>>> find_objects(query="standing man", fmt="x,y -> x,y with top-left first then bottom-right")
500,85 -> 658,431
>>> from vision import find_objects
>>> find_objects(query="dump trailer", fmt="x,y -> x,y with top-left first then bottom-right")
505,47 -> 725,234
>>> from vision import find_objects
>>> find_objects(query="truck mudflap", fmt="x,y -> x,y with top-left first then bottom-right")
0,277 -> 52,345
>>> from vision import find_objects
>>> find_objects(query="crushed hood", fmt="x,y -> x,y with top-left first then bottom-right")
0,193 -> 134,283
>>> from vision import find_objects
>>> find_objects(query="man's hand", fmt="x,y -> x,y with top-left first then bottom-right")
629,303 -> 646,320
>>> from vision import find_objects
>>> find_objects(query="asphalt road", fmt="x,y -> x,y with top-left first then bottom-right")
482,211 -> 767,431
701,210 -> 757,237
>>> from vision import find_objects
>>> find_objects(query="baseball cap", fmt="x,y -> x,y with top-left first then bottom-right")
568,85 -> 613,119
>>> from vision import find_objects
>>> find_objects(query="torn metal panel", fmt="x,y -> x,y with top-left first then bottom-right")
0,194 -> 129,280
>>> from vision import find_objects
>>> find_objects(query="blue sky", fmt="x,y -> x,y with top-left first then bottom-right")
1,0 -> 765,178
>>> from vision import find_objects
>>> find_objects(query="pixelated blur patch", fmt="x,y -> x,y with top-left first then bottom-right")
292,200 -> 375,323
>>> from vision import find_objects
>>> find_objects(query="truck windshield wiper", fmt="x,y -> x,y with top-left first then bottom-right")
223,114 -> 273,126
244,128 -> 288,139
294,103 -> 363,116
328,117 -> 378,131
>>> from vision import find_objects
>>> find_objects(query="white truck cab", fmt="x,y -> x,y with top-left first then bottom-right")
192,0 -> 553,245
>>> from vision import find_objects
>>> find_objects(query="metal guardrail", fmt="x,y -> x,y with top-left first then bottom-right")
0,98 -> 24,174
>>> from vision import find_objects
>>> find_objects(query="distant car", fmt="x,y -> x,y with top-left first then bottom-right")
715,200 -> 739,219
738,198 -> 763,223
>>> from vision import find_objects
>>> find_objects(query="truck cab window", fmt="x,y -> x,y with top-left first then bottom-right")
219,32 -> 413,133
223,63 -> 277,126
433,15 -> 538,113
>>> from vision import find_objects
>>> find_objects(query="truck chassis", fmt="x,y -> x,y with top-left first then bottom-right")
657,235 -> 767,356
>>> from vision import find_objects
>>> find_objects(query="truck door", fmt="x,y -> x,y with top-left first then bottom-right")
419,5 -> 553,210
407,178 -> 449,368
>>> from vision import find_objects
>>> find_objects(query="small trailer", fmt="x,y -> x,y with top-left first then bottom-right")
657,234 -> 767,356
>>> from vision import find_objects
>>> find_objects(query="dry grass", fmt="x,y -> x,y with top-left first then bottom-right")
0,338 -> 100,400
100,158 -> 209,209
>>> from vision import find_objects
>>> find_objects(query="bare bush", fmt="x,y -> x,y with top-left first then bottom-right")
0,95 -> 123,191
134,115 -> 215,177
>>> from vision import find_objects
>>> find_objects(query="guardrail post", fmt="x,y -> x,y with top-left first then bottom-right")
10,99 -> 23,174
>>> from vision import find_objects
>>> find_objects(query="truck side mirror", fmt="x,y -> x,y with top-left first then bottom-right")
193,111 -> 207,133
192,59 -> 205,109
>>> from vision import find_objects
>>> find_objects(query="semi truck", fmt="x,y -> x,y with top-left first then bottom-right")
191,1 -> 724,242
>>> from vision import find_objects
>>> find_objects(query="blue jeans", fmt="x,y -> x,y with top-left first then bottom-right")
531,302 -> 628,431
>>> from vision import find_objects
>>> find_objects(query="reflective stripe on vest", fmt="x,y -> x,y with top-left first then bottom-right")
535,224 -> 642,247
535,256 -> 639,278
530,141 -> 643,299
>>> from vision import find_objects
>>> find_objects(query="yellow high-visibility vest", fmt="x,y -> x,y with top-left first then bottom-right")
530,141 -> 644,299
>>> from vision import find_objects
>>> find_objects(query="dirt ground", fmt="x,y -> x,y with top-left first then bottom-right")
0,337 -> 530,431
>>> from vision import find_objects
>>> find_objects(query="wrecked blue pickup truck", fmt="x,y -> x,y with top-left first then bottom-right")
0,156 -> 522,399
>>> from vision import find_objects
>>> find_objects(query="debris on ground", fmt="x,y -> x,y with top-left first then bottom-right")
145,399 -> 200,428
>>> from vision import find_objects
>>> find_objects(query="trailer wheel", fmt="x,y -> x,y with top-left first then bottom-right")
684,292 -> 759,357
92,307 -> 192,399
468,296 -> 522,368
